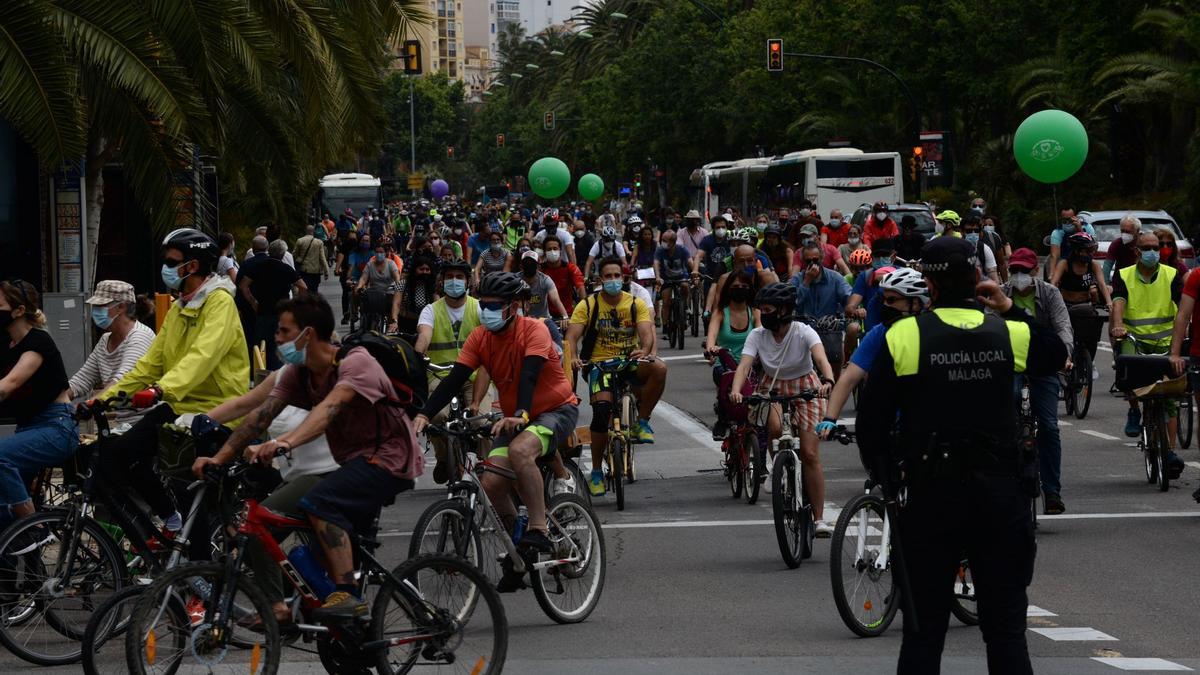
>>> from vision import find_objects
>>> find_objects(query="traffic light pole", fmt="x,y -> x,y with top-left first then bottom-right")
410,77 -> 417,197
782,50 -> 921,199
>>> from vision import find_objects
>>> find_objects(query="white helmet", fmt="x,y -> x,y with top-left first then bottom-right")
878,267 -> 929,305
600,225 -> 617,239
627,214 -> 643,228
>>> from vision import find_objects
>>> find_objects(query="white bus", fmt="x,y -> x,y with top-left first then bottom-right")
315,173 -> 382,217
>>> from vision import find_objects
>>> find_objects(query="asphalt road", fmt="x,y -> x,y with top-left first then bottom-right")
7,280 -> 1200,673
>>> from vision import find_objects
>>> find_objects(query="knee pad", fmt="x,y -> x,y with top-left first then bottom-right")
590,400 -> 613,433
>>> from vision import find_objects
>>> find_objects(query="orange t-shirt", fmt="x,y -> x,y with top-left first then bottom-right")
457,316 -> 576,417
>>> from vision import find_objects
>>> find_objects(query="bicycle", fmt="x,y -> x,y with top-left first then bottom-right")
123,455 -> 508,675
581,357 -> 648,511
714,349 -> 765,504
1114,335 -> 1186,492
412,411 -> 605,624
0,396 -> 226,666
1018,379 -> 1040,527
354,286 -> 395,335
660,277 -> 689,350
690,274 -> 712,338
747,389 -> 819,569
1059,304 -> 1106,419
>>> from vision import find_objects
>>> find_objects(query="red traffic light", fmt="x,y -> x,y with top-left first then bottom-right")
913,146 -> 924,156
496,134 -> 505,148
767,39 -> 783,72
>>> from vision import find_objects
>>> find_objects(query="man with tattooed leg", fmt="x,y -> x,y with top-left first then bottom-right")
194,294 -> 423,619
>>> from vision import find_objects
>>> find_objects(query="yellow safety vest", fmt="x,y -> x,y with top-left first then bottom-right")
1118,264 -> 1177,347
427,297 -> 481,380
886,307 -> 1030,376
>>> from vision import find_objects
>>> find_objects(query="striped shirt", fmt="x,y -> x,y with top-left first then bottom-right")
68,321 -> 156,398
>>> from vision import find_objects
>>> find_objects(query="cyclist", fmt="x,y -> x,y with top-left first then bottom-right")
395,254 -> 437,336
69,280 -> 156,398
355,239 -> 402,333
1050,232 -> 1112,310
0,281 -> 77,526
759,224 -> 793,276
107,228 -> 249,536
1111,231 -> 1185,477
654,229 -> 696,334
793,241 -> 853,377
729,282 -> 835,533
518,250 -> 567,320
565,257 -> 667,496
631,225 -> 658,300
862,201 -> 899,248
532,213 -> 577,266
195,294 -> 422,620
1004,247 -> 1073,515
793,223 -> 850,276
705,273 -> 759,440
475,228 -> 513,286
1047,206 -> 1095,275
583,225 -> 627,281
540,237 -> 585,315
677,209 -> 708,258
414,273 -> 579,555
817,267 -> 930,439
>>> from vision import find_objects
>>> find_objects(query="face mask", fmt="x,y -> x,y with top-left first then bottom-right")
799,208 -> 812,218
1120,232 -> 1135,245
971,206 -> 984,215
490,243 -> 502,252
964,233 -> 980,244
374,252 -> 386,262
1061,221 -> 1075,233
875,212 -> 887,222
545,250 -> 561,263
760,312 -> 786,331
574,230 -> 584,238
848,236 -> 861,245
481,307 -> 509,332
1074,254 -> 1092,264
0,312 -> 13,331
277,332 -> 307,366
935,222 -> 945,235
359,240 -> 370,249
161,263 -> 187,290
443,278 -> 466,298
91,305 -> 114,330
521,260 -> 538,276
545,225 -> 558,236
756,222 -> 767,232
1161,246 -> 1175,259
715,227 -> 727,238
729,287 -> 751,303
880,304 -> 907,327
1011,272 -> 1033,293
1141,250 -> 1160,267
828,218 -> 842,228
983,225 -> 995,235
802,237 -> 815,247
602,279 -> 623,295
875,256 -> 892,268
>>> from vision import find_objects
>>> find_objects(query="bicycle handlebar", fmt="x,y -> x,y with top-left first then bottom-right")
425,411 -> 504,438
745,390 -> 821,405
831,425 -> 856,445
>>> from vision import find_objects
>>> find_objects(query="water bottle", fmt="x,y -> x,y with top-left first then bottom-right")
512,505 -> 529,544
287,545 -> 335,600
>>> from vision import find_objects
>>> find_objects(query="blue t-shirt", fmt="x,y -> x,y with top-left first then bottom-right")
654,246 -> 692,279
467,233 -> 490,264
698,235 -> 732,277
1048,222 -> 1096,247
851,324 -> 888,372
852,269 -> 885,329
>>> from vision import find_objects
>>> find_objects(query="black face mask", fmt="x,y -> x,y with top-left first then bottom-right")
0,311 -> 13,331
760,312 -> 788,331
881,304 -> 907,327
729,287 -> 751,303
521,260 -> 538,276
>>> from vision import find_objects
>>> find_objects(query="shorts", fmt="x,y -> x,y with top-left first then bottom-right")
490,404 -> 579,460
587,361 -> 639,398
298,457 -> 414,535
757,371 -> 826,432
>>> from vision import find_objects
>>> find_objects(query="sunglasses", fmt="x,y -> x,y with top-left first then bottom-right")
479,300 -> 507,311
163,257 -> 187,268
1138,245 -> 1160,252
804,258 -> 821,266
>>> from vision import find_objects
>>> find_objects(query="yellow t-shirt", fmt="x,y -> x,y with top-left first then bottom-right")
569,291 -> 652,361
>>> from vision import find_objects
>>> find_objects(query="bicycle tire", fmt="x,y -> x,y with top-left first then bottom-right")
690,285 -> 700,337
1156,405 -> 1171,492
123,561 -> 280,675
82,584 -> 143,675
0,509 -> 127,666
674,295 -> 686,350
724,438 -> 743,498
1178,391 -> 1193,449
562,458 -> 593,509
531,494 -> 607,624
609,439 -> 625,511
620,393 -> 637,483
830,493 -> 898,637
771,452 -> 806,569
950,559 -> 979,626
372,553 -> 507,675
408,500 -> 491,578
744,430 -> 763,505
1073,348 -> 1093,419
665,297 -> 678,349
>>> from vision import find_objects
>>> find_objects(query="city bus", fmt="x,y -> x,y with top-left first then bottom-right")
315,173 -> 382,217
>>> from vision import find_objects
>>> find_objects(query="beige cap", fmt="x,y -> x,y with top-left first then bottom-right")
684,209 -> 701,219
86,280 -> 135,306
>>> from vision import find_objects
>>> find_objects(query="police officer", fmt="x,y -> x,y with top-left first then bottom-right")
856,237 -> 1066,675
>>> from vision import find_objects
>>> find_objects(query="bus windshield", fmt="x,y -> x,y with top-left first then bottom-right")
319,186 -> 380,216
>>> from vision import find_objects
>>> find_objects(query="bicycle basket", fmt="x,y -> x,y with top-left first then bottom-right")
1114,354 -> 1175,393
157,423 -> 196,479
1132,375 -> 1187,400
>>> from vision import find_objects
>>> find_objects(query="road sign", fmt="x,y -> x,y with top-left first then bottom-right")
407,174 -> 424,189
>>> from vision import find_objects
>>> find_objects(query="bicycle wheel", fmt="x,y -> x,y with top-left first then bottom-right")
608,439 -> 625,511
1156,405 -> 1171,492
950,559 -> 979,626
689,285 -> 700,337
82,584 -> 143,675
1062,370 -> 1076,417
744,430 -> 763,505
1073,347 -> 1094,420
674,295 -> 686,350
124,561 -> 279,674
562,457 -> 593,509
0,509 -> 126,666
531,494 -> 607,624
665,297 -> 678,349
771,452 -> 808,569
620,393 -> 637,483
724,438 -> 743,499
1178,392 -> 1193,449
372,553 -> 507,675
830,494 -> 898,637
408,500 -> 492,579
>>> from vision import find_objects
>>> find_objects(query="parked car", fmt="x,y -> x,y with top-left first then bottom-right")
849,202 -> 936,238
1080,209 -> 1195,269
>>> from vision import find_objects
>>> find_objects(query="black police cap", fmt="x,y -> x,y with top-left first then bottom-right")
920,236 -> 978,274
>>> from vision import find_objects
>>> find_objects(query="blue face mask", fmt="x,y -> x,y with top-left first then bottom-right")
375,252 -> 386,262
161,263 -> 187,290
1141,250 -> 1160,267
874,257 -> 892,268
277,330 -> 308,366
965,232 -> 980,245
1061,222 -> 1075,234
602,279 -> 623,295
481,307 -> 509,332
91,305 -> 114,330
443,278 -> 467,298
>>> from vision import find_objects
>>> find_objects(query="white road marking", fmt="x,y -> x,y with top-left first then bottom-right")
1092,657 -> 1192,671
657,353 -> 705,362
1041,511 -> 1200,521
1187,461 -> 1200,470
1030,627 -> 1118,641
655,399 -> 721,454
1026,605 -> 1057,617
1080,429 -> 1121,441
1098,341 -> 1113,352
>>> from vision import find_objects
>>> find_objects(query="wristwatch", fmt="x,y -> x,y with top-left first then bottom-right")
514,409 -> 530,424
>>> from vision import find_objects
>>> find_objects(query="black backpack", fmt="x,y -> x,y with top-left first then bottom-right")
338,331 -> 427,415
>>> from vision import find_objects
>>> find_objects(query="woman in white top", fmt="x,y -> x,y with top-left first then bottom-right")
730,282 -> 836,536
70,281 -> 156,398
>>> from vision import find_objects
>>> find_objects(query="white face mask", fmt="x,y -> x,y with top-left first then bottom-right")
875,212 -> 887,221
545,250 -> 561,263
1120,232 -> 1135,245
715,227 -> 727,238
848,236 -> 860,245
799,208 -> 812,217
1011,272 -> 1034,293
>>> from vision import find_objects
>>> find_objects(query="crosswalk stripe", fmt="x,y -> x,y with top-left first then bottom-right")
1080,429 -> 1121,441
1030,627 -> 1118,641
1092,657 -> 1192,671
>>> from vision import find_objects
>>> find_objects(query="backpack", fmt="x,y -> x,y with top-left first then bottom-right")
337,331 -> 428,415
579,293 -> 641,362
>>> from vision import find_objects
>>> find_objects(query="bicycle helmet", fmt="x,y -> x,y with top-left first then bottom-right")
627,214 -> 643,228
935,209 -> 961,226
878,267 -> 930,304
600,224 -> 617,240
477,272 -> 526,301
734,227 -> 758,243
441,258 -> 472,274
754,282 -> 797,309
848,249 -> 873,267
439,225 -> 452,238
764,224 -> 782,238
162,228 -> 218,266
1067,231 -> 1097,250
871,265 -> 897,285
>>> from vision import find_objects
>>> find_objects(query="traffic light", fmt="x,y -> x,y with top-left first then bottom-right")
402,40 -> 422,75
767,39 -> 783,72
496,134 -> 505,148
910,146 -> 922,183
634,173 -> 642,189
544,110 -> 555,131
447,146 -> 455,159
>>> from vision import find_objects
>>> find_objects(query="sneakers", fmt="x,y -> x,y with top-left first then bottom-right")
1043,492 -> 1066,516
1124,407 -> 1142,437
550,474 -> 577,496
310,591 -> 367,621
635,419 -> 655,444
712,420 -> 729,441
432,461 -> 451,485
588,469 -> 606,497
1166,451 -> 1186,479
518,529 -> 553,554
814,520 -> 834,538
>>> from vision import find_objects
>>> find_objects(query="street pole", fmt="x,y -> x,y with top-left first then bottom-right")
410,77 -> 417,197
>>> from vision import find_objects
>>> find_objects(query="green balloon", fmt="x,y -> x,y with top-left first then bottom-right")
1013,109 -> 1089,184
528,157 -> 571,199
578,173 -> 604,201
